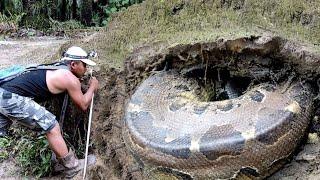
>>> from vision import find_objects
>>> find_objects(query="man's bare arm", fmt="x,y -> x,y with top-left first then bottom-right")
65,74 -> 98,111
47,70 -> 98,111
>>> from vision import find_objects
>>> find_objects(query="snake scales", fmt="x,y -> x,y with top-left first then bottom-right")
123,36 -> 317,179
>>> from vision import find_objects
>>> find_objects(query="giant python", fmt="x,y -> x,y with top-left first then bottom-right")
123,36 -> 319,179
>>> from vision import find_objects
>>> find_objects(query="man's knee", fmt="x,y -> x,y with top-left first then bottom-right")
46,122 -> 61,135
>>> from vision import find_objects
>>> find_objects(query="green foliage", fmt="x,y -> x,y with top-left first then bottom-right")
0,127 -> 52,178
0,137 -> 12,161
49,18 -> 84,32
16,135 -> 52,178
22,15 -> 51,30
0,11 -> 25,30
1,0 -> 144,29
0,0 -> 23,15
99,0 -> 144,26
0,137 -> 12,148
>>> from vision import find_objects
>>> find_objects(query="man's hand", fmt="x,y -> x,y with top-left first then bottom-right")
90,77 -> 99,92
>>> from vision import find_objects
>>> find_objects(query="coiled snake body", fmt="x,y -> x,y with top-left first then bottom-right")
124,71 -> 314,179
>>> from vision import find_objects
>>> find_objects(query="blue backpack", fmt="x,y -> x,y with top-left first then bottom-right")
0,62 -> 69,84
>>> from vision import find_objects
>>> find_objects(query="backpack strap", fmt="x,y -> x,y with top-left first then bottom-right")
0,62 -> 69,85
0,65 -> 26,84
26,62 -> 69,71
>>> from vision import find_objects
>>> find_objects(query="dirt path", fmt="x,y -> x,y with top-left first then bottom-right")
0,37 -> 66,69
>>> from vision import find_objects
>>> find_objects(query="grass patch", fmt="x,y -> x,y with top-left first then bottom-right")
78,0 -> 320,69
0,12 -> 24,31
15,135 -> 52,178
0,127 -> 52,178
48,18 -> 84,33
0,137 -> 12,161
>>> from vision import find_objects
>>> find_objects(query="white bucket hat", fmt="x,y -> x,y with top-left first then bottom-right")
61,46 -> 96,66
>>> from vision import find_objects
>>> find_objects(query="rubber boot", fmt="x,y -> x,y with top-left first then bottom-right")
57,149 -> 96,178
51,153 -> 65,174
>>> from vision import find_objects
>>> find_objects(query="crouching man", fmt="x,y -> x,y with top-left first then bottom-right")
0,46 -> 99,178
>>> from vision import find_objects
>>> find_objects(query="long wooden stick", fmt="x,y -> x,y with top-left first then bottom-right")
83,93 -> 94,179
83,71 -> 94,179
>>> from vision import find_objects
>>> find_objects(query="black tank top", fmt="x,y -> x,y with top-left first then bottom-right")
0,69 -> 53,101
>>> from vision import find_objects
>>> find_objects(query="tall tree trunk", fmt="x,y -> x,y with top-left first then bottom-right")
80,0 -> 92,26
61,0 -> 67,21
72,0 -> 77,19
22,0 -> 29,12
0,0 -> 4,14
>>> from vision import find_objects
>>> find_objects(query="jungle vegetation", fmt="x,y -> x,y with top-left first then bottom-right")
0,0 -> 144,30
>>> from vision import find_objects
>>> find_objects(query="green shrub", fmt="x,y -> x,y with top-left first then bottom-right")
0,130 -> 52,178
0,137 -> 12,161
16,135 -> 52,178
99,0 -> 144,26
49,18 -> 84,32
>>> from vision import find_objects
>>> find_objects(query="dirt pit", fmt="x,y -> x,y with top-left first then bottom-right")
1,35 -> 320,180
90,35 -> 320,179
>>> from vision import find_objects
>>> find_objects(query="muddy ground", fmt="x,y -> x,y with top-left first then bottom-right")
1,36 -> 320,180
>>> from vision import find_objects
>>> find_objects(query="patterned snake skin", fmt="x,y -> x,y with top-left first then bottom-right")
123,70 -> 314,179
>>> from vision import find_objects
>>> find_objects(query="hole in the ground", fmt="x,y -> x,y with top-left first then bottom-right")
183,66 -> 252,102
123,36 -> 320,179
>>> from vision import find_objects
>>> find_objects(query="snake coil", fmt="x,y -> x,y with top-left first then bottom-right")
123,36 -> 317,179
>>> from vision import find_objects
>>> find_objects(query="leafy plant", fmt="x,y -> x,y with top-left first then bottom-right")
49,17 -> 84,32
0,137 -> 12,161
1,0 -> 144,29
0,0 -> 23,15
100,0 -> 145,26
0,11 -> 25,30
16,135 -> 52,178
